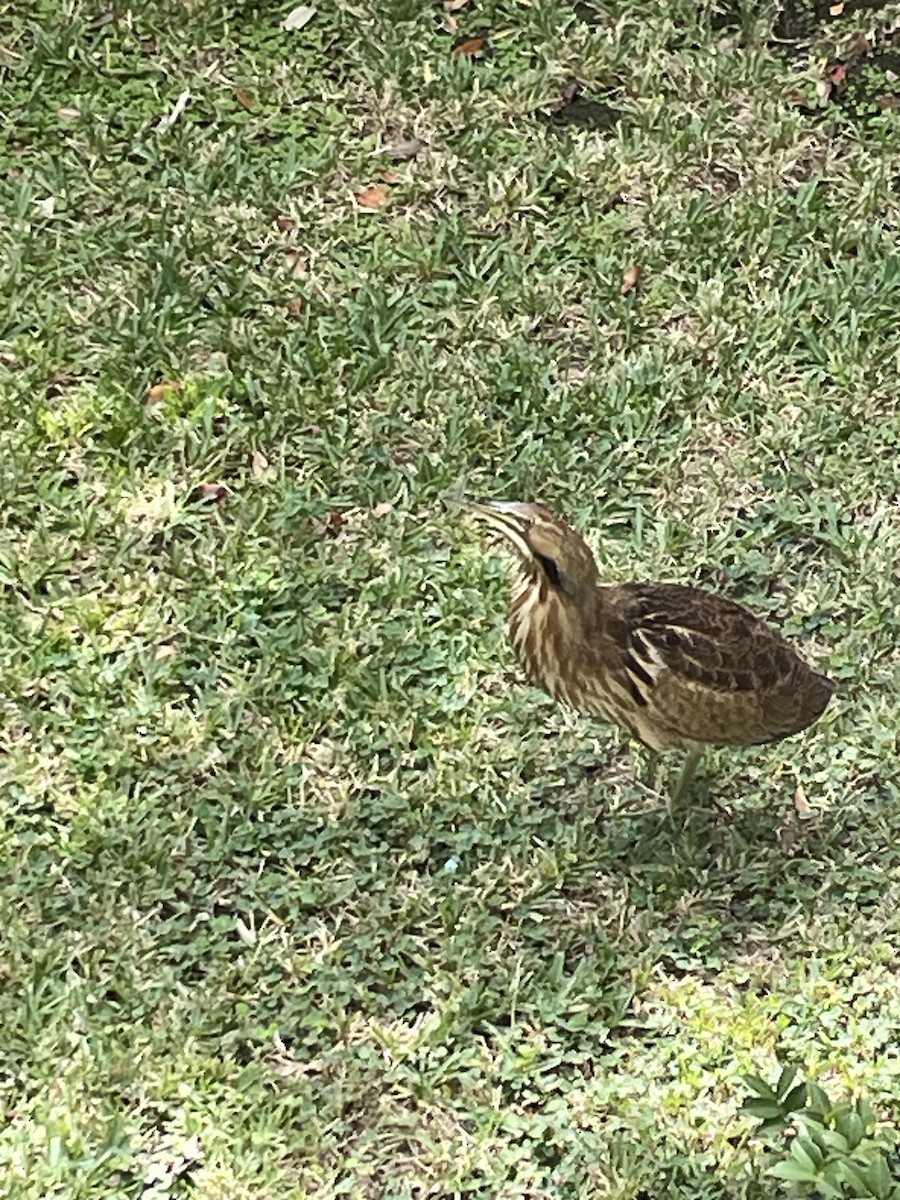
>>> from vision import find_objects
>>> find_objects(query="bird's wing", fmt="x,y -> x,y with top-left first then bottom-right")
618,583 -> 799,691
609,584 -> 832,746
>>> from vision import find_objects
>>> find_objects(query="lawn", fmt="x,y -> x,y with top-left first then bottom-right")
1,0 -> 900,1196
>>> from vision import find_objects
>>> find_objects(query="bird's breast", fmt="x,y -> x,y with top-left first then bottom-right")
508,577 -> 687,751
509,578 -> 619,709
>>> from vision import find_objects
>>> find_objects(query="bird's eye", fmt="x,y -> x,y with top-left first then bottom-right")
536,553 -> 561,587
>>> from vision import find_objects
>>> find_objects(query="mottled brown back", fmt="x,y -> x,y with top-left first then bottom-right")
599,583 -> 835,748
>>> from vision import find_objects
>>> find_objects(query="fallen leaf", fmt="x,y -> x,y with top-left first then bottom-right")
190,482 -> 229,505
275,215 -> 296,231
383,137 -> 424,161
236,89 -> 255,110
445,0 -> 469,10
825,62 -> 848,87
452,35 -> 486,57
154,642 -> 178,661
147,380 -> 181,404
379,170 -> 403,184
846,32 -> 871,56
876,94 -> 900,110
281,4 -> 316,31
285,297 -> 305,317
372,501 -> 394,518
251,450 -> 270,479
355,184 -> 390,209
323,511 -> 343,534
829,1 -> 844,13
621,264 -> 642,294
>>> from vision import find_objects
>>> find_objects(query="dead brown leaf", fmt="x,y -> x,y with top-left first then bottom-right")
355,184 -> 390,209
190,482 -> 229,505
147,380 -> 181,404
452,35 -> 486,57
379,170 -> 403,184
846,31 -> 871,57
235,89 -> 255,110
876,95 -> 900,110
285,297 -> 305,317
275,215 -> 296,231
323,511 -> 344,535
621,264 -> 642,295
383,137 -> 425,161
372,501 -> 394,518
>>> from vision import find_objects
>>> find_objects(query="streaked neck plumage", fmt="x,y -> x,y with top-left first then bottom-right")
508,563 -> 602,709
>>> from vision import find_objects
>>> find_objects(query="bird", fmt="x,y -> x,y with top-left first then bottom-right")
460,499 -> 835,806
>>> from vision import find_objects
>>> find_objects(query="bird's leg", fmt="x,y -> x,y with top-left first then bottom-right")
642,750 -> 659,790
668,747 -> 704,811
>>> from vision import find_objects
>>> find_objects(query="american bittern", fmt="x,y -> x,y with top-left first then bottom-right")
463,500 -> 834,805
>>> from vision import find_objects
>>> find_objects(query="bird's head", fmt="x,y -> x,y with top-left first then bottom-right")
461,500 -> 599,600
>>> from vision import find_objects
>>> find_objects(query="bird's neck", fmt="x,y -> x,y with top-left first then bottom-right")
508,572 -> 599,705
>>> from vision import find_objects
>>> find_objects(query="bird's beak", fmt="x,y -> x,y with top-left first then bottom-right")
458,499 -> 539,562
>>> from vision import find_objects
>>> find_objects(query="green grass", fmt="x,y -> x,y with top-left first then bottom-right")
2,0 -> 900,1195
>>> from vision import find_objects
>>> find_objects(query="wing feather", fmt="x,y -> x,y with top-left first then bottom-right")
607,583 -> 834,746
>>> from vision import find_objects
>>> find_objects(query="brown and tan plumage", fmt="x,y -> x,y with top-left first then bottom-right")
463,500 -> 834,804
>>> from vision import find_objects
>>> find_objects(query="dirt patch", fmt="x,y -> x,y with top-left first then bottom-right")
542,79 -> 623,132
547,96 -> 621,130
571,1 -> 607,24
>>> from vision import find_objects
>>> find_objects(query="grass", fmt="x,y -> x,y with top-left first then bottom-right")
1,0 -> 900,1195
